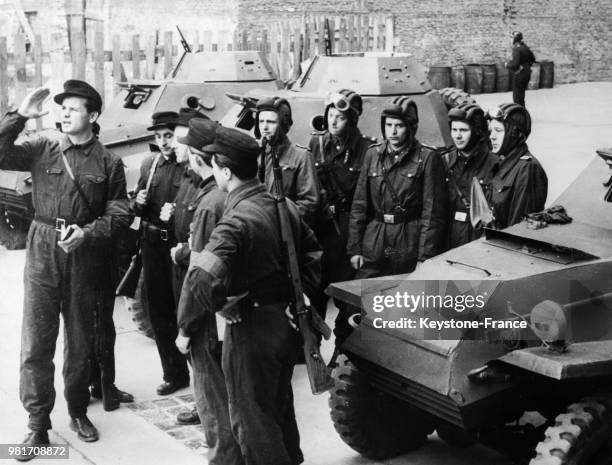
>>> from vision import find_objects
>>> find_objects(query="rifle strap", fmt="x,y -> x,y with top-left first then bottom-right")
380,146 -> 423,213
60,151 -> 96,218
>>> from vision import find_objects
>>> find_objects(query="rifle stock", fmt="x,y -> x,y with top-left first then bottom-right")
267,139 -> 334,394
116,251 -> 142,298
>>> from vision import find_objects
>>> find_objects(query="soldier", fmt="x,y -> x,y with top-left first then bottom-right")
159,108 -> 208,308
0,81 -> 131,458
255,96 -> 319,226
185,126 -> 322,465
133,111 -> 190,395
175,119 -> 239,463
506,31 -> 536,108
444,103 -> 497,249
348,97 -> 448,278
487,103 -> 548,229
158,108 -> 209,425
308,89 -> 374,354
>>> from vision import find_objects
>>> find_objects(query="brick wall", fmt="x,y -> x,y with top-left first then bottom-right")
236,0 -> 612,84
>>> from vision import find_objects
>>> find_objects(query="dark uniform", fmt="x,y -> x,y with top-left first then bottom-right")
260,134 -> 319,226
348,140 -> 448,278
507,34 -> 536,107
170,167 -> 202,302
443,142 -> 497,248
133,150 -> 190,387
177,176 -> 231,465
0,111 -> 131,432
309,128 -> 372,341
188,178 -> 321,465
487,142 -> 548,229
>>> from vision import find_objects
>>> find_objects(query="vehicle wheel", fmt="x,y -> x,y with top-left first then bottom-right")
530,396 -> 612,465
329,354 -> 433,460
0,207 -> 29,250
437,87 -> 477,110
124,271 -> 155,339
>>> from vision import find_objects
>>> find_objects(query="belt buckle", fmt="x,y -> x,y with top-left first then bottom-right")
55,218 -> 66,232
383,214 -> 395,224
160,229 -> 168,241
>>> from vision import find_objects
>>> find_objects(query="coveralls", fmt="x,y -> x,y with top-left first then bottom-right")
0,112 -> 131,431
177,176 -> 234,465
308,127 -> 373,341
260,134 -> 319,226
133,151 -> 189,385
443,142 -> 497,249
507,42 -> 536,107
348,141 -> 449,278
186,180 -> 322,465
487,142 -> 548,229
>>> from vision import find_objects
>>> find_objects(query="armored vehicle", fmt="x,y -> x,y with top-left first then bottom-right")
0,50 -> 281,249
219,52 -> 460,149
326,151 -> 612,464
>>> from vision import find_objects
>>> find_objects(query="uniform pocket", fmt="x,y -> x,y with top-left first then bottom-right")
81,173 -> 108,209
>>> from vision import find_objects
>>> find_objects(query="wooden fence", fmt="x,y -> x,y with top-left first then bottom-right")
0,14 -> 394,129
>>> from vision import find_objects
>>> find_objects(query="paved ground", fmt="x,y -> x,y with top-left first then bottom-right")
1,82 -> 612,464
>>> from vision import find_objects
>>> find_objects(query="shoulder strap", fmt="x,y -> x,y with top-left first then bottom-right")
60,152 -> 96,217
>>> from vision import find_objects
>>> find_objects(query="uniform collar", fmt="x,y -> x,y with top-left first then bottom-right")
158,152 -> 177,166
324,127 -> 362,161
384,139 -> 417,166
225,179 -> 267,212
496,142 -> 529,179
59,134 -> 98,156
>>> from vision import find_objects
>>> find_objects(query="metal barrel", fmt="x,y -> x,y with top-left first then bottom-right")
481,64 -> 497,93
528,62 -> 541,90
539,60 -> 554,88
451,65 -> 466,91
495,62 -> 510,92
465,64 -> 484,94
428,66 -> 451,90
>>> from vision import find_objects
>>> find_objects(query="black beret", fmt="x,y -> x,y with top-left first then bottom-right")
202,126 -> 259,163
177,118 -> 218,149
147,111 -> 179,131
54,79 -> 103,113
176,107 -> 209,127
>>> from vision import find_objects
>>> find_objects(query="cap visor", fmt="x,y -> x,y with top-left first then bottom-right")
147,123 -> 176,131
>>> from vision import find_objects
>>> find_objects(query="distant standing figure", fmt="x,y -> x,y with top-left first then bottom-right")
506,31 -> 536,108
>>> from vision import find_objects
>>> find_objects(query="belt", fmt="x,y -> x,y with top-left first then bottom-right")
33,214 -> 88,230
243,288 -> 292,307
374,211 -> 416,224
142,221 -> 173,243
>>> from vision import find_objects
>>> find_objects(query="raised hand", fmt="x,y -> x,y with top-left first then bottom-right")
17,87 -> 51,119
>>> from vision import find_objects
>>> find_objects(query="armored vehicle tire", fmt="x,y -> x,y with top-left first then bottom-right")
124,272 -> 154,339
530,396 -> 612,465
0,207 -> 29,250
329,354 -> 433,460
437,87 -> 477,110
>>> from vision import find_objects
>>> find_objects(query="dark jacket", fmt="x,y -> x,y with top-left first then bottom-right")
262,135 -> 319,226
171,167 -> 203,266
177,175 -> 226,337
0,111 -> 131,245
443,142 -> 497,248
348,140 -> 448,276
133,151 -> 185,229
507,42 -> 536,74
487,142 -> 548,229
308,128 -> 374,236
187,179 -> 321,315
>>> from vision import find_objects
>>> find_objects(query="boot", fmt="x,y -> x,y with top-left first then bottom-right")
102,382 -> 120,411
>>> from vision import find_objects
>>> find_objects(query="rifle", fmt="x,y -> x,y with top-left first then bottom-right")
267,138 -> 335,395
116,249 -> 142,298
116,154 -> 161,296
